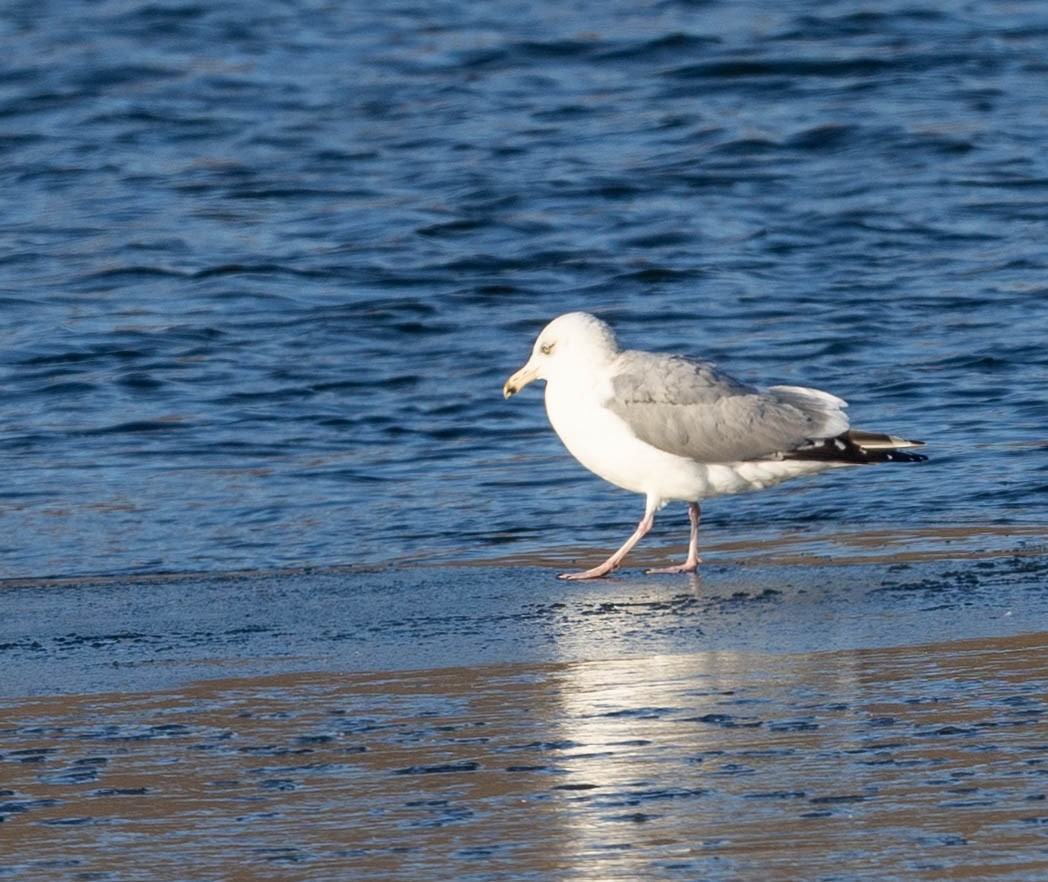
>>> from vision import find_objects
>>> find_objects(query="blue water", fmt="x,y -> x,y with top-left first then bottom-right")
1,0 -> 1045,581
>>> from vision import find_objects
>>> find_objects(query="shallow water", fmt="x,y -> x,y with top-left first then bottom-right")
2,632 -> 1046,881
0,542 -> 1043,699
1,0 -> 1046,581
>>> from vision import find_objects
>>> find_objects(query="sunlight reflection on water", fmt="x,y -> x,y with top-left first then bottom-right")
1,633 -> 1045,881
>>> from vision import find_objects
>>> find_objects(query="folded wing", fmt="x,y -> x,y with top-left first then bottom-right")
605,351 -> 850,463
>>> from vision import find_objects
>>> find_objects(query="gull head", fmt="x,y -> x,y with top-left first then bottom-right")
503,312 -> 620,399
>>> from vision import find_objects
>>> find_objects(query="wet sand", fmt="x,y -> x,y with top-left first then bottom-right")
2,538 -> 1047,880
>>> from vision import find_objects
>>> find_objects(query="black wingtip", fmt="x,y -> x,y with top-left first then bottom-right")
788,430 -> 928,464
880,448 -> 928,463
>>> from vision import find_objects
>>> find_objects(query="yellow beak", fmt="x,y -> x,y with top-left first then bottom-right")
503,362 -> 539,399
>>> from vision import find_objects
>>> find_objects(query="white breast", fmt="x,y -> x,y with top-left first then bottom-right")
544,378 -> 712,501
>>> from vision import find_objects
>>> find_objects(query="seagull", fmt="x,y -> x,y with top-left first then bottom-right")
503,312 -> 927,580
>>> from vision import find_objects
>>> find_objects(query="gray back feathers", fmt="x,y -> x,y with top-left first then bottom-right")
606,351 -> 850,463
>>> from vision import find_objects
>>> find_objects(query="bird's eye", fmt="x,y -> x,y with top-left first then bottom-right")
541,342 -> 555,355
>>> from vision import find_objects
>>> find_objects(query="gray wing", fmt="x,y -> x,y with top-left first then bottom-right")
605,350 -> 849,462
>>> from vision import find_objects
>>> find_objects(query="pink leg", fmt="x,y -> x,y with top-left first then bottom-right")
646,502 -> 702,575
559,509 -> 655,581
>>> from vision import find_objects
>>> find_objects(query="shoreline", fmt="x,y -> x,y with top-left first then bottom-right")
2,541 -> 1046,700
3,546 -> 1046,881
1,521 -> 1043,592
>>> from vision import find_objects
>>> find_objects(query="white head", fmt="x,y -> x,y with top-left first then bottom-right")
503,312 -> 620,398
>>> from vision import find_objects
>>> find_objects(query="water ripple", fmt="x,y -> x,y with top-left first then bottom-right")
0,0 -> 1045,578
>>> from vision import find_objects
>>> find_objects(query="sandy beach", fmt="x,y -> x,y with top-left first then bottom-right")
2,535 -> 1047,881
